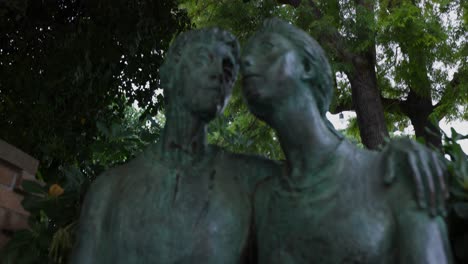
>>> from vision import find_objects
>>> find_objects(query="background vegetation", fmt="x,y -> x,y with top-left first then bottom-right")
0,0 -> 467,263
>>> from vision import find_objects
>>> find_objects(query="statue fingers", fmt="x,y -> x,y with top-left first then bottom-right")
430,153 -> 447,216
384,153 -> 397,185
435,153 -> 449,199
417,151 -> 437,216
409,154 -> 426,210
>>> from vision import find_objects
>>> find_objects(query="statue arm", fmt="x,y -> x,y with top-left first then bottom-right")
396,206 -> 453,263
246,159 -> 282,195
70,173 -> 111,263
389,175 -> 453,264
223,150 -> 282,194
381,137 -> 448,216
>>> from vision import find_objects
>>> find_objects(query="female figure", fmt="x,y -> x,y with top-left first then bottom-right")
241,18 -> 452,263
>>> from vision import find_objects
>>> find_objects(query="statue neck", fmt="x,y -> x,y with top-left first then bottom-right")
269,95 -> 343,183
156,105 -> 208,161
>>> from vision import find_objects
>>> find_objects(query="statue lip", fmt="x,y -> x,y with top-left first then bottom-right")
244,88 -> 260,99
242,73 -> 262,88
242,73 -> 261,80
242,75 -> 261,99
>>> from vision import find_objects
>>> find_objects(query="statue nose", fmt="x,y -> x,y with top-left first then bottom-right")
209,56 -> 231,82
241,56 -> 254,72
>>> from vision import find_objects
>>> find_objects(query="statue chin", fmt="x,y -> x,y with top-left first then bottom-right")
194,106 -> 222,122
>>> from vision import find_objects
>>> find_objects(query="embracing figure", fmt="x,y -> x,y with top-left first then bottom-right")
242,18 -> 452,264
71,22 -> 449,264
71,28 -> 261,264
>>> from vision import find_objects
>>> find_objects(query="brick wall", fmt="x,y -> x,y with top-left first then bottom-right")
0,140 -> 39,249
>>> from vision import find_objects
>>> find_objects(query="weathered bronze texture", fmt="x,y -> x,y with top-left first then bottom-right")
242,18 -> 452,264
71,28 -> 278,264
72,21 -> 450,264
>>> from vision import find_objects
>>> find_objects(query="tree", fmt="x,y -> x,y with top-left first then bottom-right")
376,0 -> 467,149
180,0 -> 467,150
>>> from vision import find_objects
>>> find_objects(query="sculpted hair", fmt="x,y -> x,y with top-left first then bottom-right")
159,28 -> 240,104
257,18 -> 333,117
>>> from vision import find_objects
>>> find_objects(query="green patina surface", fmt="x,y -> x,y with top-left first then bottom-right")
71,28 -> 279,264
241,18 -> 452,264
71,19 -> 451,264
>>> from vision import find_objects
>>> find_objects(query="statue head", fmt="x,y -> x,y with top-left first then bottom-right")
241,18 -> 333,118
160,28 -> 240,121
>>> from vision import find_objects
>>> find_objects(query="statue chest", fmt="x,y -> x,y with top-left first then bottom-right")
255,184 -> 396,264
103,162 -> 251,263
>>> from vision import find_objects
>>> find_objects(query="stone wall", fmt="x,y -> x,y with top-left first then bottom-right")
0,140 -> 39,248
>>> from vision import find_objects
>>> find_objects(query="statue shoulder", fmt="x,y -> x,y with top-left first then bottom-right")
84,155 -> 148,203
211,144 -> 281,172
211,144 -> 282,192
83,166 -> 122,205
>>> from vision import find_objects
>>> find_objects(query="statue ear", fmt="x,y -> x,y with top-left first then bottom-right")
301,58 -> 314,81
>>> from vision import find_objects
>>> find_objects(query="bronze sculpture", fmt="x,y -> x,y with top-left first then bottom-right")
242,18 -> 452,264
71,23 -> 450,263
71,28 -> 267,264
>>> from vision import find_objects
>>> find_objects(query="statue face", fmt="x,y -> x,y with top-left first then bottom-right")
241,32 -> 304,113
177,42 -> 236,121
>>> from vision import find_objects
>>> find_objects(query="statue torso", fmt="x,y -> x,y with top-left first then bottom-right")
93,147 -> 252,264
254,145 -> 397,264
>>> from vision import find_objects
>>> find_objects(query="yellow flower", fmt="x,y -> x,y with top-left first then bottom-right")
49,184 -> 64,197
80,118 -> 86,125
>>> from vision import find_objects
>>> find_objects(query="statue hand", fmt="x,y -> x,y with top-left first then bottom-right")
382,138 -> 449,216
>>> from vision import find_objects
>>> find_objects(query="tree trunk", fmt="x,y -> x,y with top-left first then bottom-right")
345,0 -> 389,149
398,24 -> 443,149
402,90 -> 442,150
348,54 -> 389,149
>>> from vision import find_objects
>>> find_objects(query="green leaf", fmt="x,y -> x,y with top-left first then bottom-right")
21,180 -> 46,195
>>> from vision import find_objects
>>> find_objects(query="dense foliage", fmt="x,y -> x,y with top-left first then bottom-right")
0,0 -> 190,167
0,0 -> 188,262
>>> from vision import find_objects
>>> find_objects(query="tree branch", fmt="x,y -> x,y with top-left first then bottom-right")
432,69 -> 466,120
434,70 -> 463,109
320,31 -> 354,64
381,96 -> 405,115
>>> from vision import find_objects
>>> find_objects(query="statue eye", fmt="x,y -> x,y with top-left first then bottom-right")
195,50 -> 211,66
262,41 -> 274,49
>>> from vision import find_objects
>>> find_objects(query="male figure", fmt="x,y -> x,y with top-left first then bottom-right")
241,18 -> 452,263
70,28 -> 277,264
